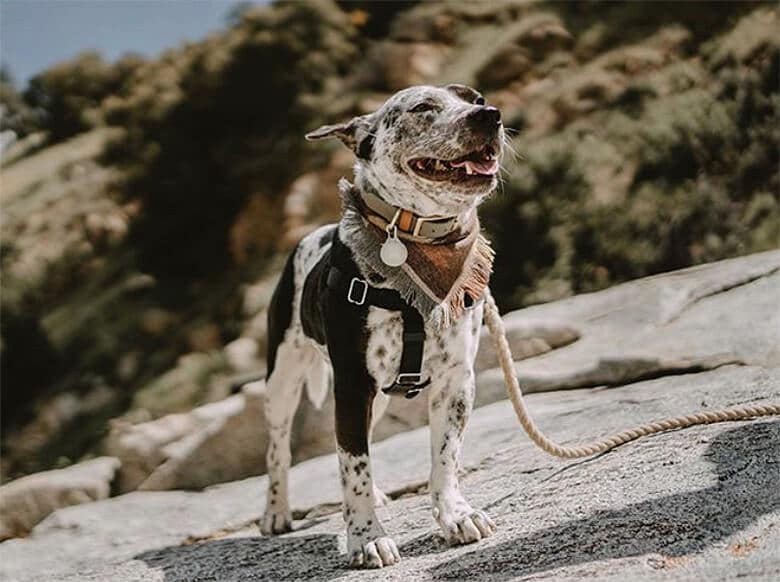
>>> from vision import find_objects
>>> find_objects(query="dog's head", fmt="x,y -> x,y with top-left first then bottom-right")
307,84 -> 504,216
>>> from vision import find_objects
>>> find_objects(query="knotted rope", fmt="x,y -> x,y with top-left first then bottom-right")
483,292 -> 780,459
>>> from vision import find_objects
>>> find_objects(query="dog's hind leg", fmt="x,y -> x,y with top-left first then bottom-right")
260,339 -> 305,534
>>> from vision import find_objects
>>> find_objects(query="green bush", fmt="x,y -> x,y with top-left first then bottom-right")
22,52 -> 143,143
0,67 -> 44,138
103,0 -> 357,281
483,7 -> 780,309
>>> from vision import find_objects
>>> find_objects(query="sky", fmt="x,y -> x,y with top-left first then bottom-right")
1,0 -> 263,87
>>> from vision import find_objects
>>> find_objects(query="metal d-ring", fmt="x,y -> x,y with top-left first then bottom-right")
386,209 -> 401,236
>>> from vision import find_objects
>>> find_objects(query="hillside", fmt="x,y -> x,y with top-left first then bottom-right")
1,0 -> 778,486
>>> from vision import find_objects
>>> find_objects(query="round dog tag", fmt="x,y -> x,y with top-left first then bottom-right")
380,233 -> 407,267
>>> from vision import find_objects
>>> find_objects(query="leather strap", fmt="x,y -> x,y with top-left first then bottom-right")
388,307 -> 430,399
360,188 -> 460,242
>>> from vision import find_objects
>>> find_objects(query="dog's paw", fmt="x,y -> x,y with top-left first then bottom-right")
348,536 -> 401,568
373,486 -> 390,507
260,509 -> 292,535
435,509 -> 496,545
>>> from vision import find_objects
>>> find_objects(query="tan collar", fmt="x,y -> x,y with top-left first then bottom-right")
358,188 -> 462,243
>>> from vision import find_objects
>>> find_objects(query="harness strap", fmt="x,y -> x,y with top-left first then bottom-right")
391,307 -> 431,399
326,265 -> 430,399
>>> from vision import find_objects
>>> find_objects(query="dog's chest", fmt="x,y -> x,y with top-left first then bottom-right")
364,304 -> 483,389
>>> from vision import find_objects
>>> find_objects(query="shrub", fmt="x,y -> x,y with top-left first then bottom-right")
22,52 -> 143,143
103,0 -> 357,281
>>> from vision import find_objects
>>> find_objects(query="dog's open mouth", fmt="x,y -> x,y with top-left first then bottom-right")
408,145 -> 499,181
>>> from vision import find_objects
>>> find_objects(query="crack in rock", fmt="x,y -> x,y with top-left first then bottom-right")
659,266 -> 780,324
511,355 -> 746,394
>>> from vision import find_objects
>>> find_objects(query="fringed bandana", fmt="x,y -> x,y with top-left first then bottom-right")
338,180 -> 494,329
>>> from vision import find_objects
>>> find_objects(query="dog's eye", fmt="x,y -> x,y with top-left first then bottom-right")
409,102 -> 437,113
474,96 -> 486,105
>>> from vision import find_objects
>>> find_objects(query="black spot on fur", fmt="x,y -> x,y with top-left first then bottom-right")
357,135 -> 374,160
368,271 -> 386,284
382,107 -> 400,129
450,398 -> 468,433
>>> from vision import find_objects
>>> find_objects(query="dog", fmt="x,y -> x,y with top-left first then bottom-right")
261,84 -> 504,568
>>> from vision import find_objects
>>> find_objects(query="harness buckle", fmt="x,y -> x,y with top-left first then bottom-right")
396,372 -> 423,385
347,278 -> 368,305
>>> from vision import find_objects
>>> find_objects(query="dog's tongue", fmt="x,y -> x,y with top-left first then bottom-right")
451,159 -> 499,175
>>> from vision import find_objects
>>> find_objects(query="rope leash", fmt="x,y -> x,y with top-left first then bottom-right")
482,292 -> 780,459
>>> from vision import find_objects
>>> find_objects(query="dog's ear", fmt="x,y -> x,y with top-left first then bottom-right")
444,84 -> 485,105
305,114 -> 375,159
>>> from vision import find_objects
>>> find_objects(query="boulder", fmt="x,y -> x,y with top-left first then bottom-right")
477,12 -> 573,89
0,456 -> 119,541
474,317 -> 580,373
477,249 -> 780,402
106,384 -> 264,493
355,41 -> 449,91
223,337 -> 260,374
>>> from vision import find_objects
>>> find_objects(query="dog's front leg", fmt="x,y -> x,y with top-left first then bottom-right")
428,362 -> 496,545
335,381 -> 400,568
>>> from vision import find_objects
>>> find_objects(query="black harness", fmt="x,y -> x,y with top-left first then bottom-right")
326,238 -> 431,399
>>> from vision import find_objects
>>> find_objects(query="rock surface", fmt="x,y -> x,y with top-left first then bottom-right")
0,457 -> 119,541
477,249 -> 780,404
1,252 -> 778,581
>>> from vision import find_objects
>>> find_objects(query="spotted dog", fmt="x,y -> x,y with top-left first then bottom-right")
261,84 -> 504,568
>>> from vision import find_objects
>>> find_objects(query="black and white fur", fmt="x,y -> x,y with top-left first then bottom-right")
261,85 -> 503,568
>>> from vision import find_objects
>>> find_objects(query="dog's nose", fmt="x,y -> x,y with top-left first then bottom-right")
467,106 -> 501,130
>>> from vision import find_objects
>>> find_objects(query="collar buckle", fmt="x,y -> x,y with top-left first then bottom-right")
412,214 -> 453,237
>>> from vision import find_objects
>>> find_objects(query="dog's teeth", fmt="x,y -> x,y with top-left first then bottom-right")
465,164 -> 474,175
435,160 -> 445,171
